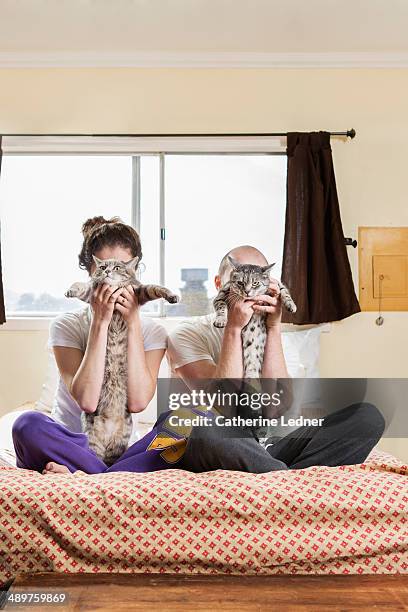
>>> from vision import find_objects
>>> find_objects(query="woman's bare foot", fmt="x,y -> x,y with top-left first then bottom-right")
42,462 -> 87,476
42,461 -> 71,475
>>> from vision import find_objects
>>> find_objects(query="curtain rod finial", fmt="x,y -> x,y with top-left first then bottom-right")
348,129 -> 356,139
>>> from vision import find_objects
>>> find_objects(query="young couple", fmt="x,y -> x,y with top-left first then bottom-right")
13,217 -> 385,475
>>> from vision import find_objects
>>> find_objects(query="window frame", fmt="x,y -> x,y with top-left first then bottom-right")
0,136 -> 287,324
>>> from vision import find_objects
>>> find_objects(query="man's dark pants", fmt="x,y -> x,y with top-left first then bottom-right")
180,403 -> 385,473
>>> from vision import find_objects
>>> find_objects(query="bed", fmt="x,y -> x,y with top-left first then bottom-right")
1,326 -> 407,584
0,448 -> 407,585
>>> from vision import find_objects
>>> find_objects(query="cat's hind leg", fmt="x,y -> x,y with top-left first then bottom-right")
81,413 -> 107,462
278,282 -> 297,314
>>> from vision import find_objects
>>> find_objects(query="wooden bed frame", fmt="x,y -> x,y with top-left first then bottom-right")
2,572 -> 407,611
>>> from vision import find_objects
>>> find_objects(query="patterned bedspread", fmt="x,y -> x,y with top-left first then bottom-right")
0,450 -> 407,584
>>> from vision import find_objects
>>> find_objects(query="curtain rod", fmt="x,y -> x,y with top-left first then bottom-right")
0,129 -> 356,138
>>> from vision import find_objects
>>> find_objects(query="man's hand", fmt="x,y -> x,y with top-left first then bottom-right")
226,298 -> 257,331
114,285 -> 140,326
225,280 -> 283,331
252,280 -> 282,329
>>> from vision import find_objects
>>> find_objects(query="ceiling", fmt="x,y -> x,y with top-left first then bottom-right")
0,0 -> 407,66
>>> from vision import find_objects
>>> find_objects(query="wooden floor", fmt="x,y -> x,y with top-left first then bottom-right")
3,572 -> 408,611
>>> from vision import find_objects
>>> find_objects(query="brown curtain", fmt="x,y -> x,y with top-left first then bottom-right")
282,131 -> 360,324
0,136 -> 4,324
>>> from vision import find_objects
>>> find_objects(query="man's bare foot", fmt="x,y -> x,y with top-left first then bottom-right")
42,462 -> 70,475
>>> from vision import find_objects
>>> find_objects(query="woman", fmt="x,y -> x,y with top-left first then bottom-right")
13,216 -> 186,474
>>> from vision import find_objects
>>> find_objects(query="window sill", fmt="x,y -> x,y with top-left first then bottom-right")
0,314 -> 191,332
0,312 -> 175,331
1,317 -> 52,331
1,316 -> 331,333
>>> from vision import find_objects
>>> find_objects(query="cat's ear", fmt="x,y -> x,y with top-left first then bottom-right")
92,255 -> 103,266
261,263 -> 275,275
227,255 -> 239,270
125,256 -> 140,270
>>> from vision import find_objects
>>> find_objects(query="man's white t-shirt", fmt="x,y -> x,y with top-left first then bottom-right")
167,313 -> 299,377
48,306 -> 167,433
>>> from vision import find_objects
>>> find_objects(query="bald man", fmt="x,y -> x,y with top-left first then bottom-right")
168,245 -> 288,384
167,246 -> 385,474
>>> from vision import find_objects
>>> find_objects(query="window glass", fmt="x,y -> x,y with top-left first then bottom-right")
0,155 -> 132,315
164,155 -> 286,316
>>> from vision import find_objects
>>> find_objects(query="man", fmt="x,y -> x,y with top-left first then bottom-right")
168,245 -> 385,473
169,245 -> 288,383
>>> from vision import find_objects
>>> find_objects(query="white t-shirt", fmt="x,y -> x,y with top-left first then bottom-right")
167,313 -> 299,377
48,306 -> 167,432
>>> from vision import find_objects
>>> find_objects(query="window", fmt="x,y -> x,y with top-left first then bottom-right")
1,155 -> 132,315
163,155 -> 286,316
0,139 -> 287,317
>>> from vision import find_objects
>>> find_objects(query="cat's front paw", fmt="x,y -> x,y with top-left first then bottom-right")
287,302 -> 297,314
65,282 -> 82,299
166,293 -> 179,304
214,316 -> 227,328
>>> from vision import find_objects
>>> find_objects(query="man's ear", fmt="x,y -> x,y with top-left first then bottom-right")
92,255 -> 103,266
261,263 -> 275,274
214,275 -> 222,290
227,255 -> 239,269
126,256 -> 140,270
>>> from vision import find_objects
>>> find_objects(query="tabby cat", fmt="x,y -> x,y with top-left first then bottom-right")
213,257 -> 297,377
65,255 -> 178,465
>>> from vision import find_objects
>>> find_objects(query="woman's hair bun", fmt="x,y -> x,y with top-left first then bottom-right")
78,215 -> 141,272
81,216 -> 121,239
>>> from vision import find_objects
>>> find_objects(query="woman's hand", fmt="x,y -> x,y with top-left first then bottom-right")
252,280 -> 282,329
114,285 -> 140,326
90,283 -> 124,326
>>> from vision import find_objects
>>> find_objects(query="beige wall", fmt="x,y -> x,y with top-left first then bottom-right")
0,330 -> 48,412
0,67 -> 407,459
